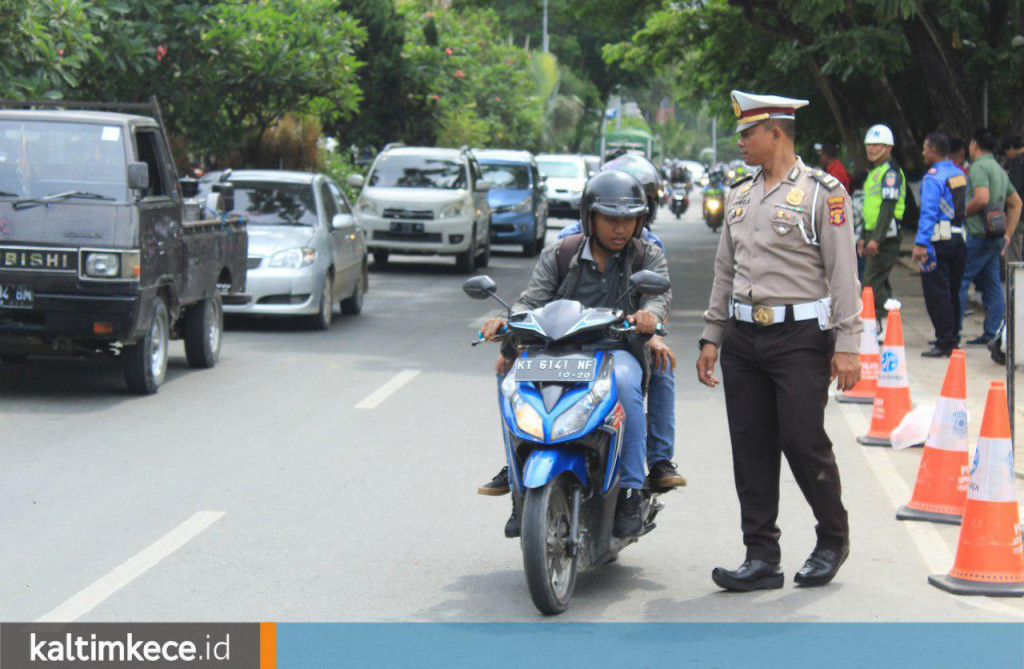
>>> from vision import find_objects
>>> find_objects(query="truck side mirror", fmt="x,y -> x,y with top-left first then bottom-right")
127,162 -> 149,191
332,213 -> 355,230
347,174 -> 365,189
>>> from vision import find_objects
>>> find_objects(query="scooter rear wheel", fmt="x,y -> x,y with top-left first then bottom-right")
521,475 -> 577,615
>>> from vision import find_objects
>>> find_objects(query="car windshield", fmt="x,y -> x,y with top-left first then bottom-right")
230,182 -> 317,225
0,120 -> 128,202
368,155 -> 467,189
537,159 -> 584,179
479,163 -> 530,190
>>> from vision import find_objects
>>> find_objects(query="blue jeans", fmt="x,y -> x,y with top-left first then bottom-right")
496,351 -> 647,490
646,365 -> 676,467
959,236 -> 1005,337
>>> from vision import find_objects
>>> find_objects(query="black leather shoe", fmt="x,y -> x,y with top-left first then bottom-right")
478,466 -> 510,496
921,347 -> 952,358
967,334 -> 994,345
613,488 -> 644,537
504,500 -> 520,538
711,560 -> 784,591
794,545 -> 849,587
647,460 -> 687,490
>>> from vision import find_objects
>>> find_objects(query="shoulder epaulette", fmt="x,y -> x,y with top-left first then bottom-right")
730,173 -> 754,188
810,168 -> 840,190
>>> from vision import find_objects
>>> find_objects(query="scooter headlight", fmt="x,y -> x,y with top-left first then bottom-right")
501,372 -> 517,398
706,199 -> 722,212
510,392 -> 545,440
551,361 -> 613,440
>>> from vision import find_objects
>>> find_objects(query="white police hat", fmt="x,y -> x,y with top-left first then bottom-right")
731,90 -> 809,133
864,124 -> 894,146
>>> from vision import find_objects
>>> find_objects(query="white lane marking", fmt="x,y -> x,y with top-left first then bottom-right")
37,511 -> 224,622
837,403 -> 1024,618
355,369 -> 421,409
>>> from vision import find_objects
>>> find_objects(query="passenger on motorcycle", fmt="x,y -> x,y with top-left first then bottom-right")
480,171 -> 672,538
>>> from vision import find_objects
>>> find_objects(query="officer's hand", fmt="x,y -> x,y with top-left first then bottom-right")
696,343 -> 720,388
628,310 -> 659,334
481,317 -> 507,342
831,352 -> 861,392
649,335 -> 677,373
911,245 -> 930,264
866,240 -> 880,257
856,239 -> 865,257
494,354 -> 514,376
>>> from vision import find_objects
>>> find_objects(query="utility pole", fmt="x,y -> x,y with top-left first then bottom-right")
542,0 -> 549,53
712,115 -> 717,165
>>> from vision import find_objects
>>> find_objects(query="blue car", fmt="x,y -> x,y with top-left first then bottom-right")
475,150 -> 549,256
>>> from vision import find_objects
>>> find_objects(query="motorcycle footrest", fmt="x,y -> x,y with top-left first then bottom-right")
641,522 -> 657,536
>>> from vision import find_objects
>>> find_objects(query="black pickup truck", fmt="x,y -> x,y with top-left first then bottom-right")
0,99 -> 247,393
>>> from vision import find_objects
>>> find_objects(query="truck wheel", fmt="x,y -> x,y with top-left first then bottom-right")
373,251 -> 389,266
455,227 -> 477,274
183,293 -> 222,369
123,299 -> 169,395
340,265 -> 366,316
310,273 -> 333,330
521,475 -> 577,615
475,235 -> 491,269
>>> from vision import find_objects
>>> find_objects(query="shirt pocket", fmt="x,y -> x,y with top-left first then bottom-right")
768,205 -> 806,244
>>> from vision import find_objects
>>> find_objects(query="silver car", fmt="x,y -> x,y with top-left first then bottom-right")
204,170 -> 367,329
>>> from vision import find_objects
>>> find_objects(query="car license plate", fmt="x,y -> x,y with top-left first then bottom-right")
390,222 -> 424,234
0,284 -> 33,309
514,354 -> 596,383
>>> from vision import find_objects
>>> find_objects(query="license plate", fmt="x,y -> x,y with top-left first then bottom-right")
0,284 -> 33,309
514,354 -> 596,383
390,222 -> 424,234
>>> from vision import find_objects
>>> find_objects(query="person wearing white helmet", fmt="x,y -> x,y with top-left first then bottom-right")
858,124 -> 906,327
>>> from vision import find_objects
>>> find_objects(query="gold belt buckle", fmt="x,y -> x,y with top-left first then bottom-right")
752,305 -> 775,326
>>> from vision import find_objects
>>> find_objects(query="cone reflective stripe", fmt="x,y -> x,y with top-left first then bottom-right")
897,350 -> 969,524
857,308 -> 913,446
839,287 -> 878,404
929,382 -> 1024,596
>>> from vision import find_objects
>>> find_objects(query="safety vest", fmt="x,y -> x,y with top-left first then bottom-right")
863,160 -> 906,235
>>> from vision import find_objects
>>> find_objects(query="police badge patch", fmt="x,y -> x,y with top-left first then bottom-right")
786,187 -> 805,206
884,171 -> 897,187
827,196 -> 845,227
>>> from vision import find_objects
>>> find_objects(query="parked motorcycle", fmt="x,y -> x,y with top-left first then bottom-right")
465,271 -> 671,615
669,183 -> 689,219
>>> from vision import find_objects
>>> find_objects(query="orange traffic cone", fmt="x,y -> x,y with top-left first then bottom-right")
838,287 -> 878,404
897,350 -> 969,524
857,307 -> 913,446
929,381 -> 1024,596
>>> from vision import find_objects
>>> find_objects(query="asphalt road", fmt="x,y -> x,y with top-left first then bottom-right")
2,203 -> 1023,622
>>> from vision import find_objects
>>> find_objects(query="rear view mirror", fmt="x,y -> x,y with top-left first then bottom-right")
629,270 -> 670,296
475,180 -> 492,192
463,275 -> 497,300
347,174 -> 365,189
127,162 -> 149,190
332,213 -> 355,230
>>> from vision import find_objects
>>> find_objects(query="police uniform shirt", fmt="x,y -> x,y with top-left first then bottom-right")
701,158 -> 863,353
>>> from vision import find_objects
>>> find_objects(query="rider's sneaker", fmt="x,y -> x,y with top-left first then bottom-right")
504,500 -> 520,538
613,488 -> 644,538
478,466 -> 510,496
647,460 -> 687,489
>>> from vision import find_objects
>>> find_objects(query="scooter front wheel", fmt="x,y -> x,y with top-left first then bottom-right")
521,475 -> 577,615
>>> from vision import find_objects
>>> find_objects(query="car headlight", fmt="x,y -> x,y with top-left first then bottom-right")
706,199 -> 722,212
85,252 -> 120,278
551,361 -> 613,440
356,196 -> 378,216
569,187 -> 583,196
510,392 -> 545,440
512,197 -> 532,213
439,202 -> 467,219
268,248 -> 316,269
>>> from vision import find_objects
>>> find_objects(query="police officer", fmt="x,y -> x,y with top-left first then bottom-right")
914,132 -> 968,357
696,91 -> 862,591
858,124 -> 906,327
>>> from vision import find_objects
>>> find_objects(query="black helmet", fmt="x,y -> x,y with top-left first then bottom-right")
601,154 -> 663,226
580,170 -> 648,238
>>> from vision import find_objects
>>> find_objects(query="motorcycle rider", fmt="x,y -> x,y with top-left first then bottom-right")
479,171 -> 672,538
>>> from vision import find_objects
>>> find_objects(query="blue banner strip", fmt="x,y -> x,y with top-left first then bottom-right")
276,623 -> 1024,668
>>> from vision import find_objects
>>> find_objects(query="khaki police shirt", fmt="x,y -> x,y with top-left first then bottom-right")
701,157 -> 863,353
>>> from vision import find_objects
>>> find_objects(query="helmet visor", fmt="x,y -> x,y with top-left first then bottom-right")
589,195 -> 647,218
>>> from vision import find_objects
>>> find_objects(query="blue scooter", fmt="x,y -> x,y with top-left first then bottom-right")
464,271 -> 671,615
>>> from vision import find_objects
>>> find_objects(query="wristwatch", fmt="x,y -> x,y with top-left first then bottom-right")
698,338 -> 717,350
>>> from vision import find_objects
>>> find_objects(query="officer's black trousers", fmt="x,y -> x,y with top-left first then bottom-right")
920,237 -> 967,350
720,318 -> 850,564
